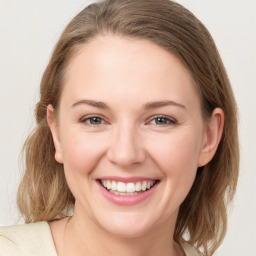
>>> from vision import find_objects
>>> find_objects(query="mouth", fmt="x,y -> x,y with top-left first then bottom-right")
97,179 -> 159,196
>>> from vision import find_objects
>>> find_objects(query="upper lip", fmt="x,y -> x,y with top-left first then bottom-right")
97,176 -> 159,183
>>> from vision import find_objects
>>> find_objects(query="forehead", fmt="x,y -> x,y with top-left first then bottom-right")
61,35 -> 200,111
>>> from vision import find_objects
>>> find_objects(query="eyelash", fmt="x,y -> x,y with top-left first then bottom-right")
147,115 -> 177,126
80,115 -> 176,127
80,115 -> 107,126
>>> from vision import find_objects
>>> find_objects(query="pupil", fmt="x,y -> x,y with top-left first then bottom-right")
91,117 -> 101,124
156,117 -> 166,124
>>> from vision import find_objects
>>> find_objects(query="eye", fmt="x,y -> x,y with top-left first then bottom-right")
81,116 -> 106,126
149,116 -> 176,126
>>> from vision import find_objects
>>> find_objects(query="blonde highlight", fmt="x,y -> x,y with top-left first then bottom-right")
17,1 -> 239,255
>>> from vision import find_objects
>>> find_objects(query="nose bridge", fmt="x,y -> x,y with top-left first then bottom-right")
107,120 -> 145,167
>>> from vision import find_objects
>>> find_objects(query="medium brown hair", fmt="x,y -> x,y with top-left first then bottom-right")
17,0 -> 239,255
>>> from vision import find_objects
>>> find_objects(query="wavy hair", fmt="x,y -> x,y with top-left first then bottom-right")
17,0 -> 239,255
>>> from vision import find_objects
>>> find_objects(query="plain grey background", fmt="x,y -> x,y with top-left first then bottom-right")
0,0 -> 255,255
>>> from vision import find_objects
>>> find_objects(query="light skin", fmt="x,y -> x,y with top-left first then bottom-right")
47,36 -> 224,256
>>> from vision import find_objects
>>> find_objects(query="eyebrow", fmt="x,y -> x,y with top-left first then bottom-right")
143,100 -> 186,110
72,99 -> 186,110
72,99 -> 109,109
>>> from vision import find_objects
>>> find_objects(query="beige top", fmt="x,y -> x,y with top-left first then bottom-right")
0,222 -> 201,256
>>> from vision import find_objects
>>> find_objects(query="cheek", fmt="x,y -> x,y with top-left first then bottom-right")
59,130 -> 108,202
60,130 -> 107,176
150,131 -> 201,167
147,130 -> 202,188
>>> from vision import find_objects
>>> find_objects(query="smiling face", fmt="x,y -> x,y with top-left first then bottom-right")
47,36 -> 215,238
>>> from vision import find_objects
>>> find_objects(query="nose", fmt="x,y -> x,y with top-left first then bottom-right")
106,124 -> 146,167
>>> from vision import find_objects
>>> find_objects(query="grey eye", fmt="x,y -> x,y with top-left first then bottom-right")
88,117 -> 102,125
154,117 -> 169,125
151,116 -> 175,125
82,116 -> 104,125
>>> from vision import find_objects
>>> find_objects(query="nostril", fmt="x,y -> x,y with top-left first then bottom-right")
106,146 -> 145,167
106,127 -> 146,167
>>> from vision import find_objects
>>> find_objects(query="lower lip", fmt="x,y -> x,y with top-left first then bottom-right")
97,181 -> 159,206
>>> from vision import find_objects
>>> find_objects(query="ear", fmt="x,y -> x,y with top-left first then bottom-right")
198,108 -> 224,167
47,104 -> 63,164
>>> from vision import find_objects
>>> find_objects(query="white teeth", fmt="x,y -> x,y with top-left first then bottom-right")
135,182 -> 142,192
101,180 -> 156,194
111,181 -> 117,191
141,181 -> 147,191
126,183 -> 135,193
111,191 -> 138,196
107,180 -> 111,190
117,182 -> 126,192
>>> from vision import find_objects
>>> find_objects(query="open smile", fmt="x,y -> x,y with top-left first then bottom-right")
97,178 -> 160,205
100,179 -> 157,195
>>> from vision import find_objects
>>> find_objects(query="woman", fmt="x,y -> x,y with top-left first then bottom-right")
0,0 -> 239,255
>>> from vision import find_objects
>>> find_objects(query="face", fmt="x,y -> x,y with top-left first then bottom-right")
48,36 -> 213,238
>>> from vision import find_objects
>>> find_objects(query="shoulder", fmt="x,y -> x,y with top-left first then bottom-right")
0,221 -> 57,256
181,241 -> 202,256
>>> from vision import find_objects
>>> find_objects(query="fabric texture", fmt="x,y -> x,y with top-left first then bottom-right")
0,222 -> 201,256
0,222 -> 57,256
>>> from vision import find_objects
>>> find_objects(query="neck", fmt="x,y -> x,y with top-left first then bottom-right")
61,208 -> 182,256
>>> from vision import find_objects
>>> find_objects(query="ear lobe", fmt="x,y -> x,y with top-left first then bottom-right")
198,108 -> 224,167
47,105 -> 63,164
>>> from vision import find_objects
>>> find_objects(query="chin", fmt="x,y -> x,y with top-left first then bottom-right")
102,224 -> 150,239
96,211 -> 157,238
